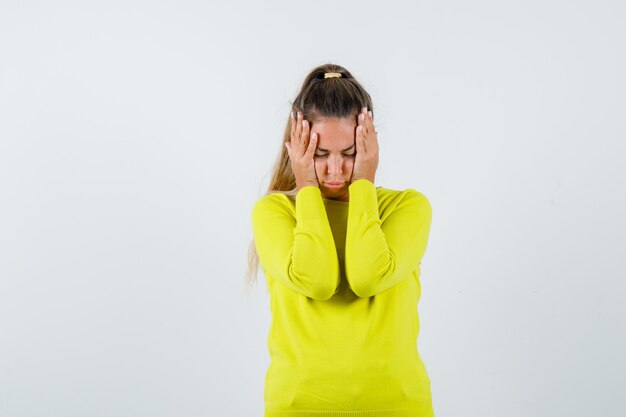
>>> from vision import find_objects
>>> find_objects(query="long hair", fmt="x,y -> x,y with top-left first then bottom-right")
243,63 -> 374,296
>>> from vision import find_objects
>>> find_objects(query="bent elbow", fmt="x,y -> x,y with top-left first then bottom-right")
308,286 -> 336,301
290,265 -> 339,301
314,268 -> 341,300
351,284 -> 375,298
347,256 -> 396,298
304,276 -> 339,300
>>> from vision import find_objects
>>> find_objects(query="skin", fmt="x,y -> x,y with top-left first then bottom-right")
310,116 -> 357,201
286,107 -> 379,202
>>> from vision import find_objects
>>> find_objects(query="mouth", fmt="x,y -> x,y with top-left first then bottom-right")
325,182 -> 345,189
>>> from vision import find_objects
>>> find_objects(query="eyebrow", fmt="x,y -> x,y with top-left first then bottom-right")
315,143 -> 356,152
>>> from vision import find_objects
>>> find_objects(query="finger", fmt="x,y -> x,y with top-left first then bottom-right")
364,110 -> 375,136
365,110 -> 373,128
356,125 -> 366,152
305,132 -> 317,159
301,119 -> 309,146
290,111 -> 295,138
285,141 -> 291,158
291,113 -> 303,156
360,112 -> 370,137
294,111 -> 303,144
360,111 -> 371,136
365,111 -> 379,146
357,109 -> 364,128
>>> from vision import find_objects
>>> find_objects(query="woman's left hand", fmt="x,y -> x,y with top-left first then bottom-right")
351,106 -> 379,184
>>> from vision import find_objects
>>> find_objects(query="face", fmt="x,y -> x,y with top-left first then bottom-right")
310,116 -> 357,202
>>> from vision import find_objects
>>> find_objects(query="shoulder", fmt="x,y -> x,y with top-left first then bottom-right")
376,185 -> 431,214
251,191 -> 296,218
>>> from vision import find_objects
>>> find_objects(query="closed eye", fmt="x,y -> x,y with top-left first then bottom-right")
314,153 -> 357,158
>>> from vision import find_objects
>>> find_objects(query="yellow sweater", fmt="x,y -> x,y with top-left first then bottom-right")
251,178 -> 434,417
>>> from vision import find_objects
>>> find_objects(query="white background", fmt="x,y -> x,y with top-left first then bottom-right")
1,1 -> 625,416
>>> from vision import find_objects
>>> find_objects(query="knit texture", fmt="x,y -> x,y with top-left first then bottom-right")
252,179 -> 434,417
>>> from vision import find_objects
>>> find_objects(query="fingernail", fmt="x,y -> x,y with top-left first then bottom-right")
302,120 -> 307,127
368,110 -> 372,118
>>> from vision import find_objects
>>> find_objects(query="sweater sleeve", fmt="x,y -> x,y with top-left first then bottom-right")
345,179 -> 432,298
251,185 -> 341,301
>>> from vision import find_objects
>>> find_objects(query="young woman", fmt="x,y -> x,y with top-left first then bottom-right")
247,63 -> 434,417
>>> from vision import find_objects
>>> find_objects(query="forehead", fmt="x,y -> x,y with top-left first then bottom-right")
310,117 -> 356,150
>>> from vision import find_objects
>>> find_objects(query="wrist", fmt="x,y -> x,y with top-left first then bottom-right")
296,181 -> 319,191
351,177 -> 375,184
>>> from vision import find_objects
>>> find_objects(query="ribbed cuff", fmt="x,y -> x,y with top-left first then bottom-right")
296,185 -> 325,220
348,179 -> 379,220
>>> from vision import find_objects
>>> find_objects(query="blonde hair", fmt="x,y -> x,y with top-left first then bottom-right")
243,63 -> 374,297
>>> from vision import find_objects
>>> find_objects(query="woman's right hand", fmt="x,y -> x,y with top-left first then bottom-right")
285,111 -> 320,191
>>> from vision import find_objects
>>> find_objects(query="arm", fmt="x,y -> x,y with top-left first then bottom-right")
345,179 -> 432,298
251,185 -> 341,300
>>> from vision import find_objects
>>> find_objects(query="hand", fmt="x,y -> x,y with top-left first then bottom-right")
285,111 -> 320,191
351,106 -> 379,184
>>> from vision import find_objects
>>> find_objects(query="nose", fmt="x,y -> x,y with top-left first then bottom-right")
327,154 -> 343,175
